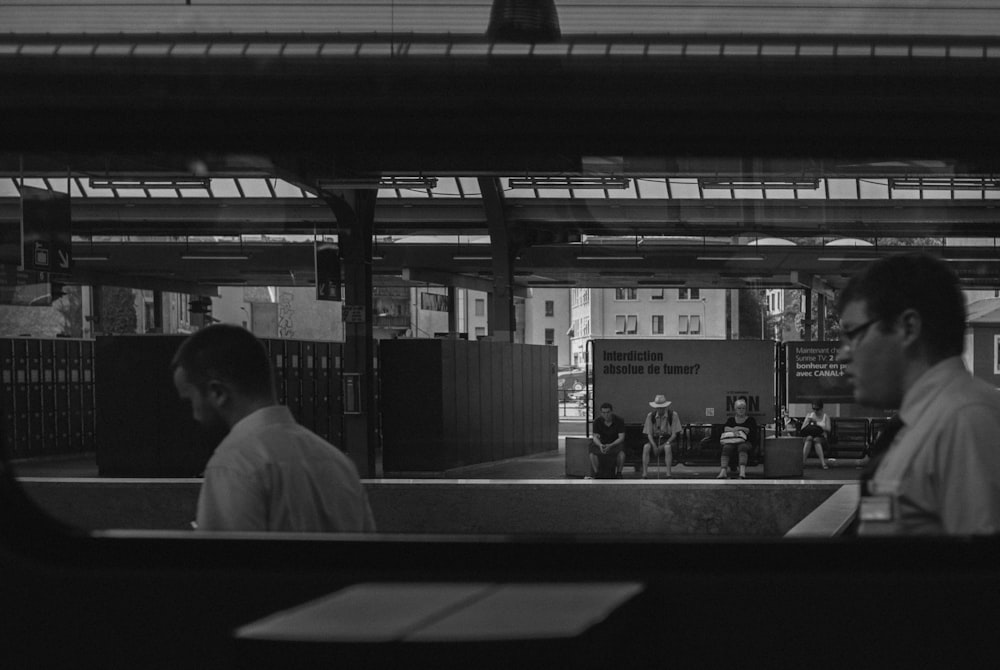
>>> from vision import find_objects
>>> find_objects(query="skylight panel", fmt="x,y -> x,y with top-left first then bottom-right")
634,178 -> 668,199
858,179 -> 889,199
271,179 -> 304,198
210,179 -> 241,198
239,179 -> 272,197
667,179 -> 701,199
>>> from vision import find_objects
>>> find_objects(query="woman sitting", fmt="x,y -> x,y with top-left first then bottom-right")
801,401 -> 832,469
717,399 -> 758,480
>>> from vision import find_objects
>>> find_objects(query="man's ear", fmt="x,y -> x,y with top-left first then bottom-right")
205,379 -> 231,408
898,308 -> 923,349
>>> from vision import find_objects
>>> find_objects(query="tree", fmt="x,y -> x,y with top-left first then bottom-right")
98,286 -> 137,334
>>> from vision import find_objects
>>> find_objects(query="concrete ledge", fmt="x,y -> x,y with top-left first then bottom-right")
19,478 -> 846,537
784,483 -> 860,537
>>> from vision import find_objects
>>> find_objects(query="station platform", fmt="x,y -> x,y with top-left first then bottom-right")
10,436 -> 861,481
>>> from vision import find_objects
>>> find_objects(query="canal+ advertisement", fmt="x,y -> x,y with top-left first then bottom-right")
592,339 -> 776,425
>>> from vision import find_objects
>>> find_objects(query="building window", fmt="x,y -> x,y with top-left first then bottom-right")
616,314 -> 638,334
475,326 -> 486,338
651,315 -> 664,334
650,289 -> 664,300
614,288 -> 637,301
545,300 -> 554,317
679,288 -> 701,300
474,298 -> 485,316
679,315 -> 702,335
544,328 -> 555,345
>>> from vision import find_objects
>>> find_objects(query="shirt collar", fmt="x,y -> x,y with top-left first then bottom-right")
228,404 -> 296,440
898,356 -> 968,427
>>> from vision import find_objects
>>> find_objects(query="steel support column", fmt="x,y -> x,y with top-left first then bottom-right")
478,177 -> 516,342
323,189 -> 377,477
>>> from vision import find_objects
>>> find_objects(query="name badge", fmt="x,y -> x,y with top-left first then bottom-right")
859,495 -> 894,522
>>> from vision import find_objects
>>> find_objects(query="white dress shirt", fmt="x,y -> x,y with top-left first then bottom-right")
196,405 -> 376,533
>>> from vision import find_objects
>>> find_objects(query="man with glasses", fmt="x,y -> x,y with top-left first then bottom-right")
837,253 -> 1000,535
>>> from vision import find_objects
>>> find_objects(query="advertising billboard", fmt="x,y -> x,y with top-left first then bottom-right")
592,339 -> 776,426
785,341 -> 853,403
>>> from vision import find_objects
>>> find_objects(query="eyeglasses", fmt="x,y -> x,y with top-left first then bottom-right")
838,318 -> 880,351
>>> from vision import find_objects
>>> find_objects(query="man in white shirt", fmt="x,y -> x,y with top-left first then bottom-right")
171,324 -> 375,533
837,253 -> 1000,535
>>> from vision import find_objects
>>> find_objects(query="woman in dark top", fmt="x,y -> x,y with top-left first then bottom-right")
717,398 -> 758,479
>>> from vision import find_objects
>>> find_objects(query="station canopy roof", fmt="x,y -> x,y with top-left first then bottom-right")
4,158 -> 1000,295
4,3 -> 1000,293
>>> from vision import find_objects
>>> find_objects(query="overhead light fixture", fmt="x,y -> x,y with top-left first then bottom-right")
817,256 -> 872,262
452,255 -> 493,261
576,254 -> 644,261
181,254 -> 250,261
890,177 -> 1000,190
508,176 -> 631,190
89,177 -> 210,190
74,255 -> 110,261
943,257 -> 1000,262
696,255 -> 764,261
316,176 -> 438,190
699,178 -> 820,190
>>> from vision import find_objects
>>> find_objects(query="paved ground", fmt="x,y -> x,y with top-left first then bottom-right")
11,434 -> 862,482
443,438 -> 862,481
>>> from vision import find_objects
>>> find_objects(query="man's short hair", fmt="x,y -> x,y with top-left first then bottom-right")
837,252 -> 966,359
171,324 -> 274,397
600,402 -> 613,411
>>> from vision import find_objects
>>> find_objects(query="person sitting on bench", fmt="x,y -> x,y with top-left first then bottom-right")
801,400 -> 832,469
590,402 -> 626,479
717,398 -> 758,480
642,395 -> 682,478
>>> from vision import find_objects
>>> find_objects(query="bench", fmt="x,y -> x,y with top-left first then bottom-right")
828,417 -> 870,459
622,424 -> 682,474
684,423 -> 762,470
790,416 -> 872,462
621,423 -> 762,473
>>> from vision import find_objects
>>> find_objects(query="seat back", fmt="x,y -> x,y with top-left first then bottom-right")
829,417 -> 870,457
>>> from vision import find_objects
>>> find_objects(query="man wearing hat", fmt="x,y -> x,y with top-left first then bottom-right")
642,394 -> 683,478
